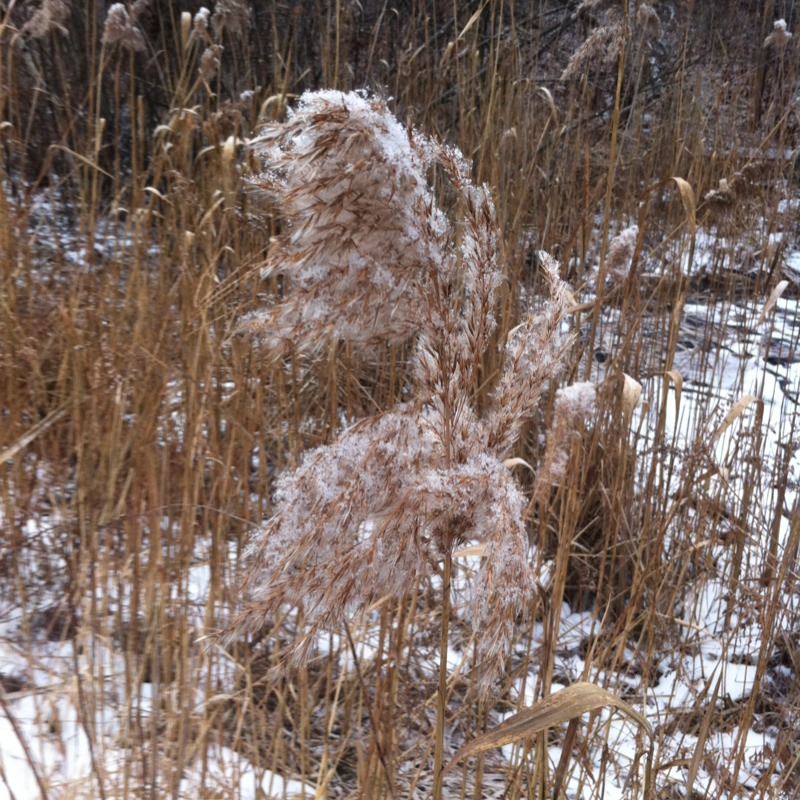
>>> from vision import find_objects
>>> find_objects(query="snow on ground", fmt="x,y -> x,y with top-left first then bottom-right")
0,540 -> 316,799
180,745 -> 315,799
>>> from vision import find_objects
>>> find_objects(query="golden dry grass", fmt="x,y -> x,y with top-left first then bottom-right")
1,2 -> 800,799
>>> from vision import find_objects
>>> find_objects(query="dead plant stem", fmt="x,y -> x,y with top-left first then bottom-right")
432,549 -> 452,800
344,621 -> 396,799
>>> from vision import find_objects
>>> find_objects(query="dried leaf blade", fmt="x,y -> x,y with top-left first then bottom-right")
672,176 -> 696,234
711,395 -> 758,444
621,373 -> 642,416
758,279 -> 789,325
442,682 -> 652,775
666,369 -> 683,415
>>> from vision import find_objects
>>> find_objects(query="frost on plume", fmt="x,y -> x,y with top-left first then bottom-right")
242,90 -> 454,355
229,90 -> 575,691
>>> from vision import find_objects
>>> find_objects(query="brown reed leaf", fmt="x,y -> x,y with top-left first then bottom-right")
711,395 -> 758,445
672,177 -> 696,236
756,280 -> 789,325
758,279 -> 790,325
621,373 -> 642,417
665,369 -> 684,416
442,681 -> 653,775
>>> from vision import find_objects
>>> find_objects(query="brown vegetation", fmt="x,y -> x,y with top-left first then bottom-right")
1,2 -> 799,799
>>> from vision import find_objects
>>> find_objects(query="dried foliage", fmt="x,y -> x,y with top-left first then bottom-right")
228,91 -> 574,690
3,4 -> 800,798
636,3 -> 662,39
533,381 -> 598,507
486,254 -> 575,459
534,376 -> 642,617
198,45 -> 223,82
702,160 -> 771,228
563,1 -> 663,81
562,20 -> 630,81
211,0 -> 251,39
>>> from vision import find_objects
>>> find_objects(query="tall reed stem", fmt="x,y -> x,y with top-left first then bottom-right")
432,549 -> 452,800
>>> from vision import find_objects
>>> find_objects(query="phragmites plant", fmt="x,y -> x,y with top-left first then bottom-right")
230,91 -> 574,690
605,224 -> 639,289
210,0 -> 251,39
226,91 -> 580,794
764,18 -> 793,50
561,1 -> 661,81
702,159 -> 771,233
101,2 -> 147,52
532,381 -> 599,508
22,0 -> 71,38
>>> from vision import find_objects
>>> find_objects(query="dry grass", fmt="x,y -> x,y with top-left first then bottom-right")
2,2 -> 800,799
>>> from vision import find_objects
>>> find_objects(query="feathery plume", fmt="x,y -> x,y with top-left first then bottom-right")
703,161 -> 767,223
198,45 -> 222,82
764,19 -> 793,50
229,404 -> 537,686
636,3 -> 662,39
193,7 -> 211,35
228,91 -> 575,692
564,1 -> 660,82
486,252 -> 574,459
606,225 -> 639,288
211,0 -> 250,39
102,3 -> 146,52
23,0 -> 71,38
576,0 -> 612,12
130,0 -> 151,16
533,382 -> 598,506
562,21 -> 629,80
243,90 -> 454,356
